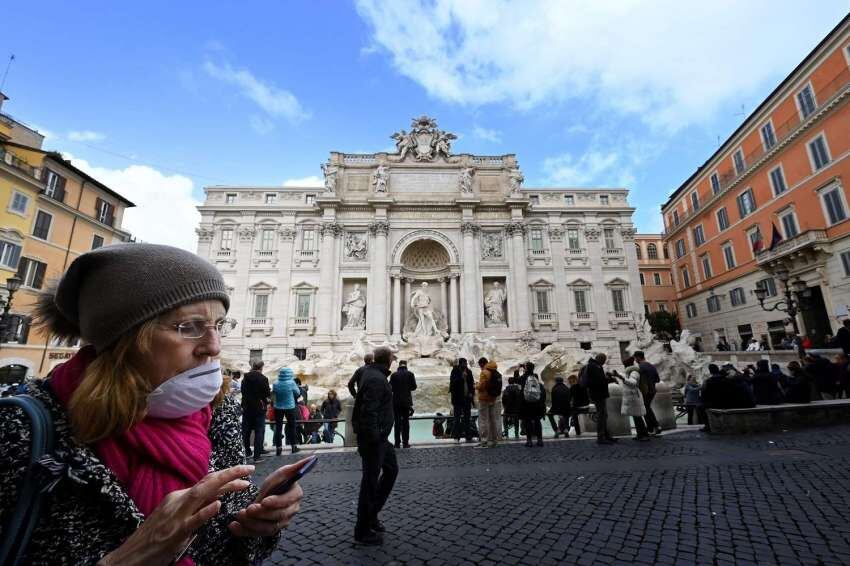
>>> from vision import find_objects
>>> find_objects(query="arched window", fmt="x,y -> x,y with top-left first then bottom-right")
635,243 -> 642,259
647,243 -> 658,259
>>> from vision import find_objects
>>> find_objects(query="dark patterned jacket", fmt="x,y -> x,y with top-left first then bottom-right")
0,379 -> 279,565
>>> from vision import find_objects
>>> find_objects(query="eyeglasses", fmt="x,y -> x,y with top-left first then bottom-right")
169,318 -> 238,339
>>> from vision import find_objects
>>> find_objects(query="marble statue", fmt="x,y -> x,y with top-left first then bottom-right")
481,232 -> 503,260
626,324 -> 711,386
458,167 -> 474,194
321,162 -> 338,194
508,167 -> 524,195
391,116 -> 457,162
341,284 -> 367,329
371,165 -> 389,193
410,282 -> 441,337
391,129 -> 414,161
344,232 -> 368,260
484,282 -> 507,327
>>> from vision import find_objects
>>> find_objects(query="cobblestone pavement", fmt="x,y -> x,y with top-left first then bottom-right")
254,427 -> 850,565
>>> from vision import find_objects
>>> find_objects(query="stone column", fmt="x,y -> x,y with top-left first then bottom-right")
585,224 -> 610,330
548,224 -> 569,333
404,278 -> 412,327
620,225 -> 642,322
317,222 -> 340,337
449,275 -> 460,334
508,221 -> 531,330
276,226 -> 297,337
392,275 -> 402,337
367,221 -> 390,338
234,222 -> 256,336
195,224 -> 215,259
461,221 -> 480,333
440,277 -> 448,323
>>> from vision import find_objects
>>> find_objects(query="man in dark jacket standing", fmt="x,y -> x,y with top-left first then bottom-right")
548,376 -> 572,438
583,353 -> 615,445
348,353 -> 374,397
353,347 -> 397,546
834,319 -> 850,355
634,351 -> 662,436
241,360 -> 271,463
449,358 -> 475,443
390,360 -> 417,448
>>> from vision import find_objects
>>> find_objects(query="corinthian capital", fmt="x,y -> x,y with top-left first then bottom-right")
277,227 -> 297,241
619,226 -> 637,241
460,221 -> 480,235
195,225 -> 215,243
507,221 -> 527,236
320,222 -> 342,238
368,220 -> 390,236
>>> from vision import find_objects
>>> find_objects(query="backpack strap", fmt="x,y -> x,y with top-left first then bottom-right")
0,394 -> 55,566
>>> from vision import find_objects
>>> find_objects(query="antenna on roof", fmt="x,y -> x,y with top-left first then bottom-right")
0,54 -> 15,93
733,103 -> 746,118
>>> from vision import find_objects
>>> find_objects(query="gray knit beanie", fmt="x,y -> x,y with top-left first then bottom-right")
35,243 -> 229,352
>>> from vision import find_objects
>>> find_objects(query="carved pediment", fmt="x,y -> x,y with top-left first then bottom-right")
605,277 -> 630,287
567,278 -> 593,287
248,281 -> 277,291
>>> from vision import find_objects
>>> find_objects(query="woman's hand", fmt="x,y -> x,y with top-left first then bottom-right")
228,459 -> 307,538
97,465 -> 254,566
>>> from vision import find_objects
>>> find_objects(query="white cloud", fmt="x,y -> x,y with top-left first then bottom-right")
543,151 -> 634,188
282,175 -> 324,187
472,125 -> 501,143
203,60 -> 309,123
68,156 -> 201,251
249,115 -> 275,135
356,0 -> 847,130
67,130 -> 106,142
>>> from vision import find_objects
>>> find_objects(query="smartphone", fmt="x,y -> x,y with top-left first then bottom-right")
267,455 -> 318,496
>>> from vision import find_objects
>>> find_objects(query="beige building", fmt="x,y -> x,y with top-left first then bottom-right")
635,234 -> 676,316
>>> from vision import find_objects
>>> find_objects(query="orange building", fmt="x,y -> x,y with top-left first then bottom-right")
0,140 -> 134,380
661,14 -> 850,350
635,234 -> 676,316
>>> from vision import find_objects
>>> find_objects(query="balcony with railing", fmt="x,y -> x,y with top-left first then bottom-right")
216,249 -> 233,258
532,311 -> 558,331
663,65 -> 850,238
0,146 -> 41,181
755,229 -> 829,265
570,311 -> 597,330
609,311 -> 635,328
246,317 -> 274,336
603,247 -> 623,257
288,316 -> 316,335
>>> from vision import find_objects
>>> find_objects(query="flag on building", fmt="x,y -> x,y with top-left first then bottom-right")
768,223 -> 784,251
751,229 -> 764,253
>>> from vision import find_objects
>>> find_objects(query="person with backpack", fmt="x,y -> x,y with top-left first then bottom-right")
449,358 -> 475,443
582,353 -> 616,445
0,243 -> 303,564
520,362 -> 546,447
501,376 -> 522,439
476,357 -> 502,448
273,366 -> 303,455
548,376 -> 572,438
390,360 -> 417,448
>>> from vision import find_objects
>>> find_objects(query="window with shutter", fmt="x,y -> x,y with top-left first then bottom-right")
32,211 -> 52,240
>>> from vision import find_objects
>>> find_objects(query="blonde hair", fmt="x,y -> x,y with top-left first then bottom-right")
68,319 -> 158,443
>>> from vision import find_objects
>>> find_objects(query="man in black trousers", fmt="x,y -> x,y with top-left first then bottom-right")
390,360 -> 417,448
353,347 -> 398,546
634,351 -> 662,435
449,358 -> 475,443
241,360 -> 271,463
582,353 -> 616,445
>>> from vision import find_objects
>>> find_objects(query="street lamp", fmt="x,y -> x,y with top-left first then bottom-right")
753,270 -> 807,357
0,276 -> 22,345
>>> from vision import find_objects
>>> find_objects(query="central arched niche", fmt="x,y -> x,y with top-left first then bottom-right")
400,238 -> 450,272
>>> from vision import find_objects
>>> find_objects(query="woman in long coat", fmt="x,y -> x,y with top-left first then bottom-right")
620,357 -> 650,441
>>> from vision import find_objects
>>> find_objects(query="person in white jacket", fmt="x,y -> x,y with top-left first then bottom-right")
619,358 -> 651,441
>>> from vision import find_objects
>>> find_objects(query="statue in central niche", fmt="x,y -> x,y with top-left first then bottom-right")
403,281 -> 449,356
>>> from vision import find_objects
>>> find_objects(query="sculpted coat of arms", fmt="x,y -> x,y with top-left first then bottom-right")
391,115 -> 457,161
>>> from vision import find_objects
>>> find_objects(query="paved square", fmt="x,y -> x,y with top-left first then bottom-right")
256,427 -> 850,565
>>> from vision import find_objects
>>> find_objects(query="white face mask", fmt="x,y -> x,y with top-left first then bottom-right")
146,359 -> 223,419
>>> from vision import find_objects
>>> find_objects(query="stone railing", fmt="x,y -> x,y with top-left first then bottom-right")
0,146 -> 42,180
289,316 -> 316,336
566,247 -> 586,256
298,249 -> 318,258
528,248 -> 548,256
216,249 -> 233,257
342,154 -> 378,165
255,249 -> 275,257
603,247 -> 623,256
755,229 -> 829,264
570,312 -> 597,329
470,156 -> 504,166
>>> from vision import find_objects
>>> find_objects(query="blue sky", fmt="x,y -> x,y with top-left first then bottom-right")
2,1 -> 849,249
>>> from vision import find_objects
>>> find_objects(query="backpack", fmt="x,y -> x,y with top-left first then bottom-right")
0,394 -> 55,566
486,369 -> 503,398
523,374 -> 542,403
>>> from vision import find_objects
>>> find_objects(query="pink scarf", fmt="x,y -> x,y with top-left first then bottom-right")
51,347 -> 213,562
